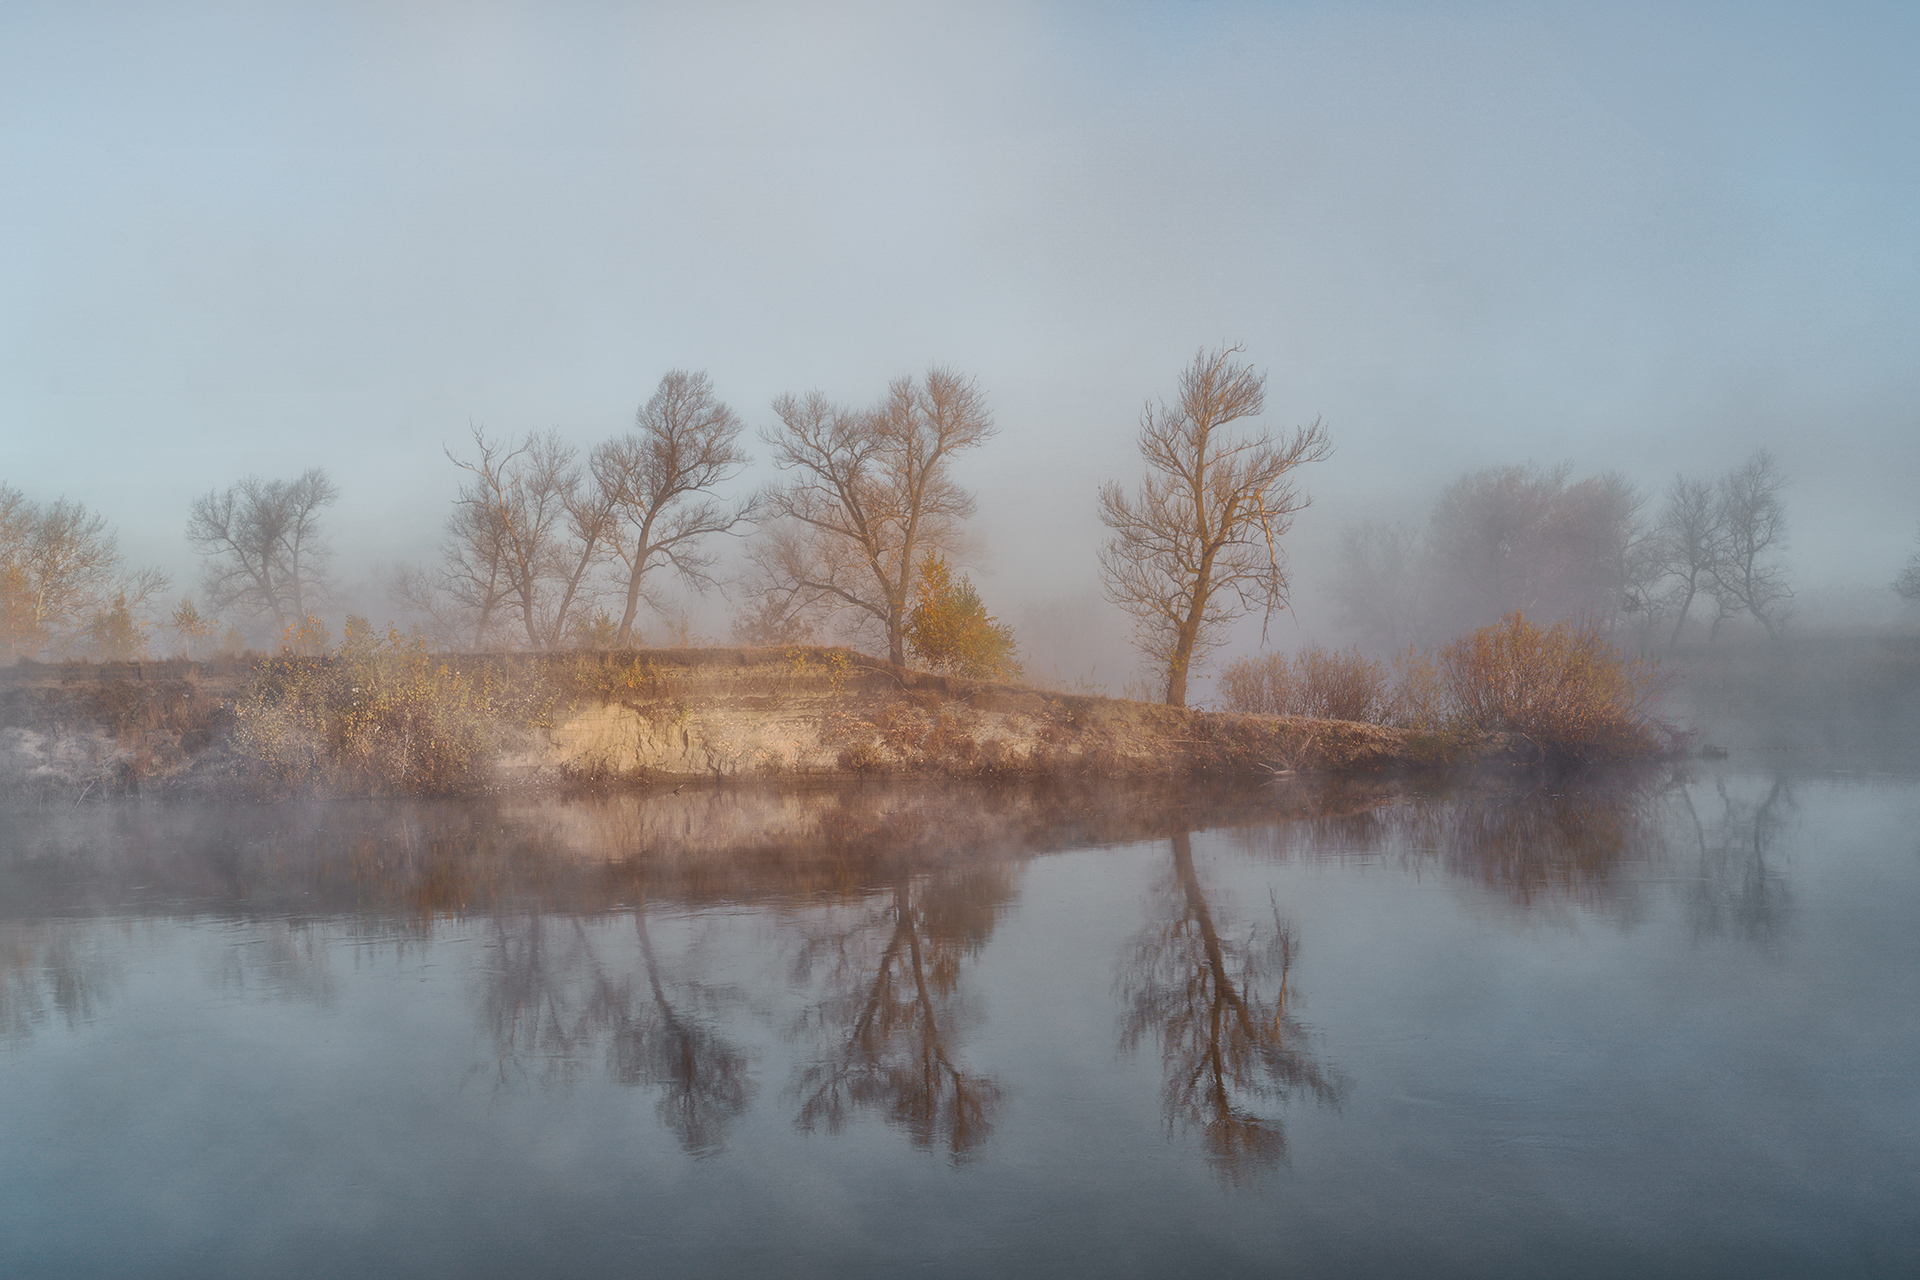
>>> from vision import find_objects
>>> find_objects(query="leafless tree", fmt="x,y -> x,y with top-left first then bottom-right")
1707,449 -> 1791,641
185,469 -> 337,633
1099,345 -> 1331,707
1893,523 -> 1920,603
1331,519 -> 1425,651
1653,474 -> 1720,649
755,368 -> 995,666
1,484 -> 168,660
1425,464 -> 1647,638
446,429 -> 614,650
591,371 -> 756,647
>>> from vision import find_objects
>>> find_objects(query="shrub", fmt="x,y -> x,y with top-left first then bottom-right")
1437,612 -> 1663,762
1220,616 -> 1666,762
1217,645 -> 1387,722
906,554 -> 1020,679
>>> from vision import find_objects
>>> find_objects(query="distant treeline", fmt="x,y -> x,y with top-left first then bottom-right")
9,350 -> 1920,712
1333,451 -> 1842,654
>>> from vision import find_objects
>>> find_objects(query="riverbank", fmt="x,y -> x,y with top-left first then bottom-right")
0,647 -> 1542,802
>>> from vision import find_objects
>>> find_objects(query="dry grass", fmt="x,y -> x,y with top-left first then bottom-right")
234,633 -> 563,794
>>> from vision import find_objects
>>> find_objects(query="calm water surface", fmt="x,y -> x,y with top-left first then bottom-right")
2,768 -> 1915,1278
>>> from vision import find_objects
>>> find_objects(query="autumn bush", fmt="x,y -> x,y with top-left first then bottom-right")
1220,614 -> 1665,763
234,624 -> 560,793
1438,612 -> 1663,762
1217,645 -> 1387,722
905,554 -> 1020,679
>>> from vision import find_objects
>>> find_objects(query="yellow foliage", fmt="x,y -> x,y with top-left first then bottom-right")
906,555 -> 1019,679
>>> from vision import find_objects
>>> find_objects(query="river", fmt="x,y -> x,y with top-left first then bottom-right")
2,766 -> 1915,1277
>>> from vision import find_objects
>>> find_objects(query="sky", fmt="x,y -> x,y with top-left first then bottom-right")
3,1 -> 1916,684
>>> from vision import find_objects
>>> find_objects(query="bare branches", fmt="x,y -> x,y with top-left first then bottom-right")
444,428 -> 611,651
1,484 -> 168,660
756,368 -> 995,666
592,370 -> 756,646
1099,344 -> 1330,706
185,469 -> 337,631
1707,448 -> 1791,641
1654,474 -> 1719,649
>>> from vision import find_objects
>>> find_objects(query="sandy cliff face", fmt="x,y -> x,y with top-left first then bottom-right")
501,648 -> 1439,786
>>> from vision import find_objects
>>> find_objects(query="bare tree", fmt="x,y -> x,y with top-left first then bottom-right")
0,484 -> 167,660
1653,474 -> 1720,649
1331,519 -> 1425,651
186,469 -> 337,634
591,371 -> 756,646
1707,449 -> 1791,641
386,458 -> 523,651
755,368 -> 995,666
1099,345 -> 1331,707
446,429 -> 613,650
1894,523 -> 1920,603
1425,464 -> 1646,638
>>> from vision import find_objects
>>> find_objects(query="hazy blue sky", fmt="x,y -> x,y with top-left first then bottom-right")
4,1 -> 1915,678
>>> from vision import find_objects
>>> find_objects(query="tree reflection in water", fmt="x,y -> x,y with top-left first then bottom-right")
1682,775 -> 1793,948
607,910 -> 752,1155
0,919 -> 120,1048
479,907 -> 753,1155
1121,832 -> 1344,1183
789,867 -> 1011,1162
1237,767 -> 1792,924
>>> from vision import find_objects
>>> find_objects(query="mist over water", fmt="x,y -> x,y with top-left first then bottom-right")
4,767 -> 1914,1278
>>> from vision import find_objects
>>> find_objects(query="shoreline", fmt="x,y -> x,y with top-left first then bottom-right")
0,647 -> 1580,803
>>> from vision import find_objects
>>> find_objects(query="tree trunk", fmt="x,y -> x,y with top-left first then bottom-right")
1666,578 -> 1696,651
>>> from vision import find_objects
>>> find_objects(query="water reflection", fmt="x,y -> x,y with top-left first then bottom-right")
614,911 -> 754,1154
789,866 -> 1012,1161
0,918 -> 120,1047
1682,777 -> 1793,948
1,771 -> 1909,1277
1122,833 -> 1344,1182
209,918 -> 336,1007
0,771 -> 1809,1173
1236,768 -> 1798,943
476,909 -> 754,1153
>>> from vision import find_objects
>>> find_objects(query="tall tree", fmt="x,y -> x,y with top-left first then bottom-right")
1708,448 -> 1791,641
186,469 -> 337,632
1099,344 -> 1330,707
755,368 -> 995,666
1653,474 -> 1720,649
591,370 -> 756,647
446,429 -> 613,650
1425,464 -> 1645,639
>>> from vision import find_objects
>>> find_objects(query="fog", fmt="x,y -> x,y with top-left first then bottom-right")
5,2 -> 1917,693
